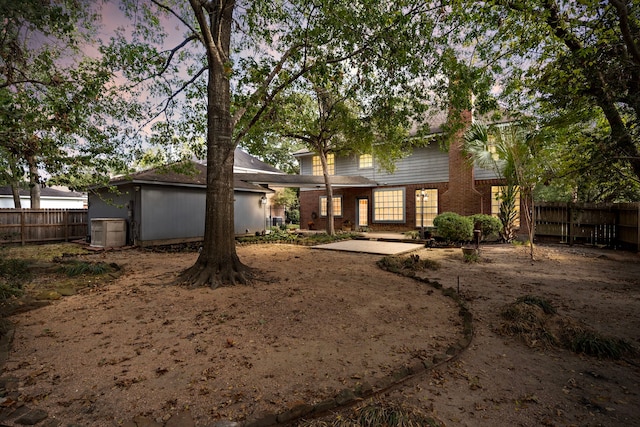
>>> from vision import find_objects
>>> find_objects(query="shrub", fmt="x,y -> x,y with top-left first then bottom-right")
286,208 -> 300,225
470,214 -> 502,241
433,212 -> 473,243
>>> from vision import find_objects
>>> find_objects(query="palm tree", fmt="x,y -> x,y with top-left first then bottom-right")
464,122 -> 539,260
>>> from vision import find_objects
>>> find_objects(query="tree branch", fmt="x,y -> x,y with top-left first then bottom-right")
150,0 -> 200,39
142,66 -> 208,129
610,0 -> 640,66
154,35 -> 200,77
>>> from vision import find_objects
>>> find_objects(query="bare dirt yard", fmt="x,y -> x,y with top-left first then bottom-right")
1,241 -> 639,427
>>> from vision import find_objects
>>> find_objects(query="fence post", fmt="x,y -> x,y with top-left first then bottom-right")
20,209 -> 25,246
637,203 -> 640,253
64,210 -> 69,242
567,203 -> 573,246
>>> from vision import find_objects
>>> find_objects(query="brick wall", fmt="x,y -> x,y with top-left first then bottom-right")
440,110 -> 483,215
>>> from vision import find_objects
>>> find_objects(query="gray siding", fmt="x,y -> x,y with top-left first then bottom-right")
234,193 -> 268,233
89,184 -> 268,245
299,145 -> 449,185
298,145 -> 501,184
473,166 -> 501,180
141,186 -> 205,241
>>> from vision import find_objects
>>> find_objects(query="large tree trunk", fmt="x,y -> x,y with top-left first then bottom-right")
11,184 -> 21,208
177,0 -> 251,289
320,150 -> 336,236
27,154 -> 40,209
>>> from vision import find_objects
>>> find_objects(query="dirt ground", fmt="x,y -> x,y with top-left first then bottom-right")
1,242 -> 640,426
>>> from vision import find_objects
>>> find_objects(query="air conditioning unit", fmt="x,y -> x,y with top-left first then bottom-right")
90,218 -> 127,248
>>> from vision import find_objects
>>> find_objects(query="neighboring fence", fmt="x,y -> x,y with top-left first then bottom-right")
0,209 -> 88,245
535,202 -> 640,252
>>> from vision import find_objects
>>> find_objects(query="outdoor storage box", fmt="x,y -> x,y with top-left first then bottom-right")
90,218 -> 126,248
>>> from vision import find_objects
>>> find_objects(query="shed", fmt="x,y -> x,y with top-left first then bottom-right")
88,161 -> 274,247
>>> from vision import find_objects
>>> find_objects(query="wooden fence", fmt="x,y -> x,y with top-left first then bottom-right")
535,202 -> 640,252
0,209 -> 88,245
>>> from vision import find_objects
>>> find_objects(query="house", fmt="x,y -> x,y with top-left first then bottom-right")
293,110 -> 518,232
88,149 -> 283,247
0,185 -> 87,209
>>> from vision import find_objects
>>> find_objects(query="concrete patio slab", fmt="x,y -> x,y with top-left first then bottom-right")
312,239 -> 424,255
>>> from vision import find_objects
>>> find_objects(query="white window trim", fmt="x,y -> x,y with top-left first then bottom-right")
372,187 -> 406,223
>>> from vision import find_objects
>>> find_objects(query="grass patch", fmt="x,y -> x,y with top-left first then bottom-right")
377,254 -> 440,273
499,295 -> 634,359
4,242 -> 88,262
559,321 -> 634,359
0,251 -> 31,302
237,231 -> 361,245
298,401 -> 441,426
57,260 -> 115,277
515,295 -> 557,315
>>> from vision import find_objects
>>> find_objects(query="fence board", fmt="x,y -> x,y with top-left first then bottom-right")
535,202 -> 639,252
0,209 -> 88,245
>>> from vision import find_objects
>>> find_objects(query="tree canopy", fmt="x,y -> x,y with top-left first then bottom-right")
0,0 -> 134,207
448,0 -> 640,188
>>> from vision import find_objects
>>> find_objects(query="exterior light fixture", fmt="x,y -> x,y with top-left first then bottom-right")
416,188 -> 428,239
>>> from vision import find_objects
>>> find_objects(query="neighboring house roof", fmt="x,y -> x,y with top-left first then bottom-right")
233,148 -> 283,174
107,161 -> 271,193
0,186 -> 86,198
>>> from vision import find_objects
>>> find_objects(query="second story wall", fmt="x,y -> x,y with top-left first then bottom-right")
298,144 -> 499,185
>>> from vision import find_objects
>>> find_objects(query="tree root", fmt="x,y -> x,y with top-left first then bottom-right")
174,258 -> 254,289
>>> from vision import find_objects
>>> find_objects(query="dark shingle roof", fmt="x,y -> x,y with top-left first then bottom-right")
108,161 -> 270,193
234,148 -> 283,173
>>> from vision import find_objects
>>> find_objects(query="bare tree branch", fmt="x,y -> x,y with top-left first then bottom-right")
141,66 -> 208,129
150,0 -> 200,40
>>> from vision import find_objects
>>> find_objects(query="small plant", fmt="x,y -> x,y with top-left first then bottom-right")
463,251 -> 479,263
433,212 -> 473,243
404,230 -> 419,240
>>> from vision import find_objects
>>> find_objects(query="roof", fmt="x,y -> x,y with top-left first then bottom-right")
233,148 -> 283,174
0,186 -> 86,198
236,173 -> 377,188
108,161 -> 271,193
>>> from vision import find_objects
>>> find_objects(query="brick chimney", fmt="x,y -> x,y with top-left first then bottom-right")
440,108 -> 483,215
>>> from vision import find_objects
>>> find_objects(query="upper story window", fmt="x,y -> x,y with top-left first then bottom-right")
358,154 -> 373,169
312,153 -> 335,176
373,188 -> 405,223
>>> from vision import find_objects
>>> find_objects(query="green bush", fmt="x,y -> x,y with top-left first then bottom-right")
433,212 -> 473,243
286,208 -> 300,225
470,214 -> 502,241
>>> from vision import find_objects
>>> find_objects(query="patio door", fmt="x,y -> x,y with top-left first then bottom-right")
356,198 -> 369,229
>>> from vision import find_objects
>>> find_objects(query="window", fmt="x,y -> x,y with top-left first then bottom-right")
320,195 -> 342,217
312,153 -> 334,176
373,188 -> 405,222
415,189 -> 438,228
491,186 -> 520,227
358,154 -> 373,169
